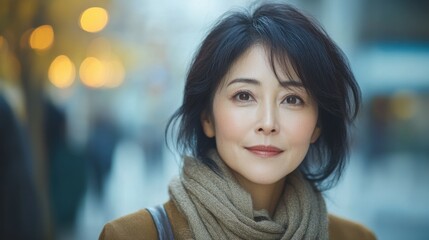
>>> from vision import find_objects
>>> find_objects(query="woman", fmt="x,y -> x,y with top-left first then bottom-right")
100,2 -> 376,239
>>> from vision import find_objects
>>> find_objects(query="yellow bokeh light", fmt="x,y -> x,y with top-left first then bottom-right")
79,57 -> 125,88
80,57 -> 106,88
29,25 -> 54,50
80,7 -> 109,33
48,55 -> 76,89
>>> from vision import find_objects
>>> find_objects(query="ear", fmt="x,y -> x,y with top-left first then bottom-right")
201,112 -> 215,138
310,127 -> 321,143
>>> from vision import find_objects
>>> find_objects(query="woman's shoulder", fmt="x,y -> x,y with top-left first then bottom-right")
98,200 -> 191,240
99,208 -> 157,240
328,214 -> 377,240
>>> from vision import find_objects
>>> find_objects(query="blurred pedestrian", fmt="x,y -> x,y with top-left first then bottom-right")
86,114 -> 119,199
44,99 -> 87,235
0,93 -> 42,240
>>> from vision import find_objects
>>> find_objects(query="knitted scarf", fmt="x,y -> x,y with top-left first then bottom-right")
169,151 -> 328,240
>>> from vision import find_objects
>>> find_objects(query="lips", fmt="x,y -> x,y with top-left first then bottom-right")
245,145 -> 283,158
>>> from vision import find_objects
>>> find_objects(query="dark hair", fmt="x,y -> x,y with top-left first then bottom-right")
166,2 -> 360,191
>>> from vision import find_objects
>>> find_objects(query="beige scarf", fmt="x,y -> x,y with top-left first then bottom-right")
169,151 -> 328,240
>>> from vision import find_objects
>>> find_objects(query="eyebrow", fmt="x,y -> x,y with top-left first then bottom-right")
226,78 -> 304,88
227,78 -> 260,87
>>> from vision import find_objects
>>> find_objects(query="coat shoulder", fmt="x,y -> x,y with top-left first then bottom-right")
329,214 -> 377,240
98,201 -> 192,240
99,209 -> 157,240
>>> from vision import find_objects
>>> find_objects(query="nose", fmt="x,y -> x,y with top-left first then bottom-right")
256,102 -> 279,135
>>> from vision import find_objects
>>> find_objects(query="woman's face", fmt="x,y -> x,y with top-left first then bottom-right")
202,45 -> 320,186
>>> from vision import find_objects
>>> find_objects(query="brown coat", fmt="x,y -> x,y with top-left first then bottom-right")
99,200 -> 376,240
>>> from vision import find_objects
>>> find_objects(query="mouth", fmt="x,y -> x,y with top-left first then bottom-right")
245,145 -> 284,158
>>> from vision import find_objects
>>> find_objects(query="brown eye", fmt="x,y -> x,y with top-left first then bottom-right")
234,91 -> 253,102
284,96 -> 303,105
238,92 -> 251,101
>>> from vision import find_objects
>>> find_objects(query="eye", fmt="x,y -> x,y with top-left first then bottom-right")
283,95 -> 303,105
232,91 -> 254,102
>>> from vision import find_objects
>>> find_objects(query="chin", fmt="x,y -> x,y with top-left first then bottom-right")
244,172 -> 286,186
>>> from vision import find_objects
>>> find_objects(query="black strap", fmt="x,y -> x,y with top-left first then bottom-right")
146,205 -> 174,240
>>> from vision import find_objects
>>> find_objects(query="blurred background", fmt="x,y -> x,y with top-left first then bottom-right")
0,0 -> 428,239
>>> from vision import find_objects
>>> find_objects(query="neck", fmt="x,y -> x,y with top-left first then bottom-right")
234,174 -> 286,216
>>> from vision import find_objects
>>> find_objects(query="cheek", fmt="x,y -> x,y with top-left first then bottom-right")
212,102 -> 250,141
282,113 -> 318,143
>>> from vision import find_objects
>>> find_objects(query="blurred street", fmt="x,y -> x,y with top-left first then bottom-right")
1,0 -> 429,239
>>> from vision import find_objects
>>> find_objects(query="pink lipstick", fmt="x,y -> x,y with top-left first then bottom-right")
245,145 -> 283,158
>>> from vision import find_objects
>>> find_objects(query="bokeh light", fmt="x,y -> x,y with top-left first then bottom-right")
79,57 -> 106,88
79,7 -> 109,33
48,55 -> 76,89
29,25 -> 54,50
79,56 -> 125,88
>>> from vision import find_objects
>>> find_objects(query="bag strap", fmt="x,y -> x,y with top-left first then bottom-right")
146,205 -> 174,240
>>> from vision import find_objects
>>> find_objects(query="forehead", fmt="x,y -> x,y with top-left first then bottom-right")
220,44 -> 300,87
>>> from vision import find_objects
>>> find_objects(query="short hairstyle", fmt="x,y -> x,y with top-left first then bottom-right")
166,2 -> 360,191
